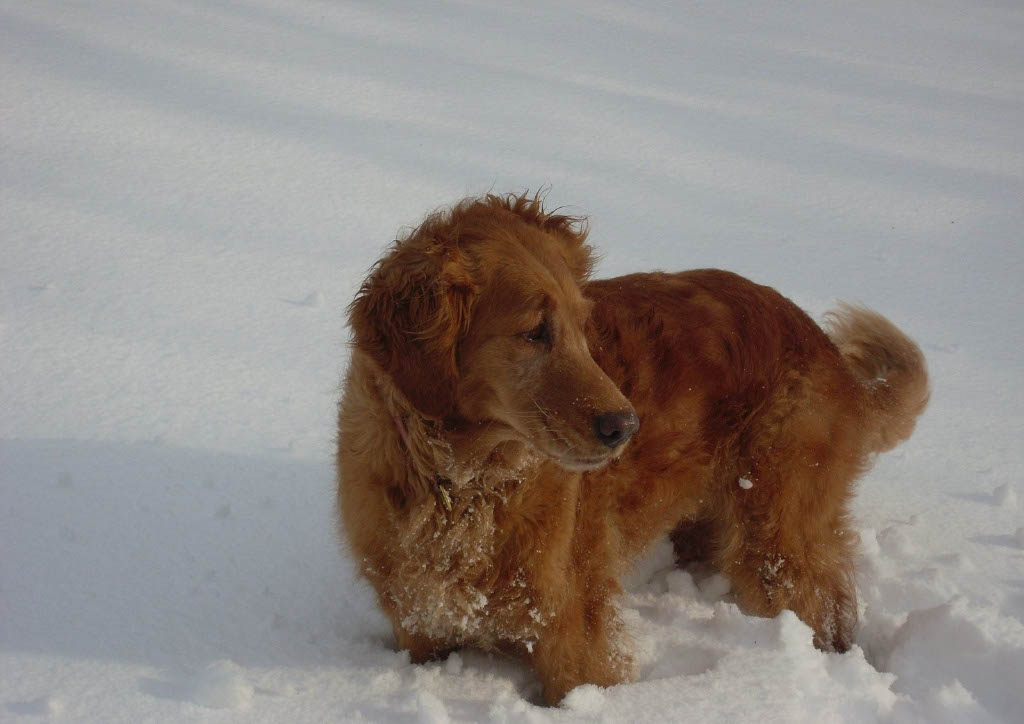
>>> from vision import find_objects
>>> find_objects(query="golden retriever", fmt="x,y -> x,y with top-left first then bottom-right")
336,193 -> 929,704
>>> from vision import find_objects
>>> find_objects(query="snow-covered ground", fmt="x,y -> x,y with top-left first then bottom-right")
2,1 -> 1023,721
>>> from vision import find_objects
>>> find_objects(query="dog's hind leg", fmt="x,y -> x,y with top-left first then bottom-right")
714,496 -> 858,652
710,396 -> 864,651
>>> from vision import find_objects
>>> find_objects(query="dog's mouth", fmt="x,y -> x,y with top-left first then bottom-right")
505,425 -> 615,471
553,453 -> 614,472
545,434 -> 619,471
534,423 -> 625,472
496,411 -> 621,472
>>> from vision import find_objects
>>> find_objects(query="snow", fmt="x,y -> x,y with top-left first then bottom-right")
992,483 -> 1017,509
561,685 -> 606,715
180,660 -> 255,711
881,598 -> 1024,718
2,1 -> 1023,722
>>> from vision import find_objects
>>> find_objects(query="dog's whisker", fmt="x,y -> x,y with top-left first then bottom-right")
525,393 -> 582,452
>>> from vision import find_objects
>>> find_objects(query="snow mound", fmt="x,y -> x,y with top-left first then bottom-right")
877,525 -> 918,560
414,690 -> 450,724
6,695 -> 64,717
182,660 -> 254,710
880,598 -> 1024,721
562,684 -> 606,714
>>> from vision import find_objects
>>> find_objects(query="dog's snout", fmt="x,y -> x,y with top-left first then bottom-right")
594,410 -> 639,448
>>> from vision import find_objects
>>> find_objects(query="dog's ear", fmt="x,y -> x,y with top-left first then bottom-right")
490,192 -> 595,282
349,238 -> 476,420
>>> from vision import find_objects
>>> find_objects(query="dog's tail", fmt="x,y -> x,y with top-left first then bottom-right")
825,304 -> 930,453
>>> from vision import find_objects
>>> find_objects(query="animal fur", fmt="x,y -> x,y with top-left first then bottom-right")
336,193 -> 929,704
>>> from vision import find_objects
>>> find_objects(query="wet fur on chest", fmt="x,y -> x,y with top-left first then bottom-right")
337,357 -> 567,651
380,485 -> 555,650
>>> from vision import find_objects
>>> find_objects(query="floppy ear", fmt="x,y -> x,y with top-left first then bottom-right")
349,240 -> 476,420
489,192 -> 595,282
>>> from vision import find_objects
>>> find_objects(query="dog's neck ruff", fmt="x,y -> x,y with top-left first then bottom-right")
390,409 -> 454,511
371,377 -> 536,516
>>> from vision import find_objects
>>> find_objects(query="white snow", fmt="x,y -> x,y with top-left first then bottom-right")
5,695 -> 64,718
414,690 -> 451,724
2,1 -> 1023,722
698,573 -> 734,602
182,660 -> 255,710
562,685 -> 606,715
992,483 -> 1017,509
665,569 -> 699,598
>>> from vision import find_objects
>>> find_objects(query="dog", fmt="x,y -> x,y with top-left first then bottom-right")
336,193 -> 929,704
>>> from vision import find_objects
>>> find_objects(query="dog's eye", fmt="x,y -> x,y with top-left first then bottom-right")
523,320 -> 550,344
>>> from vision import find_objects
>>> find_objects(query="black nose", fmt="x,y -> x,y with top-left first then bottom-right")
593,410 -> 640,448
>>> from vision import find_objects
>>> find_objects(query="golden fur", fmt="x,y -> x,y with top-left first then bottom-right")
336,193 -> 929,704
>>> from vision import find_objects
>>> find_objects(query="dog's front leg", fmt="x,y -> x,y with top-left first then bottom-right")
392,621 -> 455,664
528,584 -> 633,705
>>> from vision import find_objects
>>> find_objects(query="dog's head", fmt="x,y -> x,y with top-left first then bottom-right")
349,193 -> 638,471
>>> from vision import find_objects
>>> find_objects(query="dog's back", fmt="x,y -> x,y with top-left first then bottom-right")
584,269 -> 928,651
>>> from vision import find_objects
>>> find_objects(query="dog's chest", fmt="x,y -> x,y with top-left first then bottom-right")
383,491 -> 550,649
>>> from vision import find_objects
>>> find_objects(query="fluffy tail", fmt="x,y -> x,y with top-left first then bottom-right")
825,304 -> 930,453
